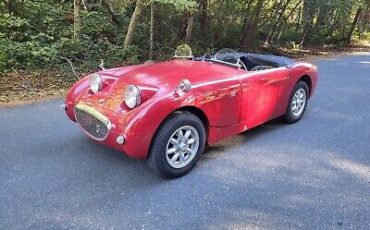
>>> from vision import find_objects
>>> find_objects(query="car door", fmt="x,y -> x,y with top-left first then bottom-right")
199,74 -> 243,127
242,67 -> 290,128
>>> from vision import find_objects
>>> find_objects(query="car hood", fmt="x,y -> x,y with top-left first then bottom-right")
98,60 -> 242,93
76,60 -> 243,114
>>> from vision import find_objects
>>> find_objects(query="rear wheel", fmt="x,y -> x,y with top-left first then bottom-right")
148,111 -> 206,178
284,81 -> 309,123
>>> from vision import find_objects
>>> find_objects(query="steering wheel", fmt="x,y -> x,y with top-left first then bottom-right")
219,56 -> 247,71
237,59 -> 247,71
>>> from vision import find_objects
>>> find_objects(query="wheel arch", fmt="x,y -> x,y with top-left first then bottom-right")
176,106 -> 210,134
147,106 -> 210,159
298,75 -> 312,97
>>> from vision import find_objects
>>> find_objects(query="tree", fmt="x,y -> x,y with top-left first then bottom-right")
185,12 -> 195,44
299,0 -> 316,45
347,7 -> 363,43
73,0 -> 81,42
198,0 -> 208,36
103,0 -> 120,25
149,0 -> 155,59
240,0 -> 264,50
124,0 -> 145,48
264,0 -> 298,45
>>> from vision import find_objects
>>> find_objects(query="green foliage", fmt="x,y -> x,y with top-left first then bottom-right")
0,0 -> 369,74
154,0 -> 197,11
58,38 -> 140,69
0,0 -> 140,73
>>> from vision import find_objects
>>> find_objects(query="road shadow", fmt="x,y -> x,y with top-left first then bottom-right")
203,117 -> 285,159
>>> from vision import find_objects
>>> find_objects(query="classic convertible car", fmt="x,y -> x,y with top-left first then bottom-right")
62,45 -> 318,178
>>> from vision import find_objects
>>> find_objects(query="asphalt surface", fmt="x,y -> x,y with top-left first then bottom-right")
1,53 -> 370,230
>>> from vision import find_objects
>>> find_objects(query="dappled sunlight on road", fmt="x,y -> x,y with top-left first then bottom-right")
197,142 -> 370,229
359,61 -> 370,65
330,159 -> 370,182
204,209 -> 298,230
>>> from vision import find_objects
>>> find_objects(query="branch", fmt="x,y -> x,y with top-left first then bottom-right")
159,19 -> 176,41
18,74 -> 34,91
81,0 -> 88,11
59,56 -> 79,80
99,59 -> 106,70
15,83 -> 32,91
103,0 -> 120,25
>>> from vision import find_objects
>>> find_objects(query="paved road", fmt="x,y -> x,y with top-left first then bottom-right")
1,53 -> 370,230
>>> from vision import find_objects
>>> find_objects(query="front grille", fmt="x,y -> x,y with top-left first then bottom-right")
75,107 -> 109,140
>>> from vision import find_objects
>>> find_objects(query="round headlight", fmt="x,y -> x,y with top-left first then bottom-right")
124,85 -> 141,109
89,74 -> 103,94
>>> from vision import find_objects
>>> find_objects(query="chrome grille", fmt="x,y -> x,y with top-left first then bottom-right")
75,108 -> 109,140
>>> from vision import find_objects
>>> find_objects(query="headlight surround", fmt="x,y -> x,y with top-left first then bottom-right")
124,85 -> 141,109
89,74 -> 103,94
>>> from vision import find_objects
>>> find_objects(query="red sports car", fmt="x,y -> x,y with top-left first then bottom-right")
62,46 -> 318,178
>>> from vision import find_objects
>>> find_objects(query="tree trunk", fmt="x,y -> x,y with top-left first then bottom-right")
5,0 -> 16,14
124,0 -> 144,48
199,0 -> 208,35
299,24 -> 310,45
240,0 -> 264,50
73,0 -> 81,43
273,0 -> 302,43
276,17 -> 287,41
328,13 -> 339,37
296,6 -> 302,31
103,0 -> 120,25
347,7 -> 363,44
265,0 -> 294,45
180,12 -> 189,39
263,0 -> 282,45
299,0 -> 315,46
214,0 -> 226,45
185,13 -> 195,44
149,0 -> 155,60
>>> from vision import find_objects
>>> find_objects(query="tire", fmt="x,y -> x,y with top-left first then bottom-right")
284,81 -> 309,123
148,111 -> 206,178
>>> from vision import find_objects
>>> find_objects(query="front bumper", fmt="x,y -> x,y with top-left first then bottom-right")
63,96 -> 158,159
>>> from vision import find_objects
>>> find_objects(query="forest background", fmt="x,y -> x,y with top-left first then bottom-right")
1,0 -> 369,102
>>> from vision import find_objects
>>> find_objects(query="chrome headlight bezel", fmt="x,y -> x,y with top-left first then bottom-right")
89,74 -> 103,94
124,85 -> 141,109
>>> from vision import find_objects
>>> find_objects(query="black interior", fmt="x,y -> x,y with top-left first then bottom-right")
195,53 -> 293,71
240,54 -> 283,71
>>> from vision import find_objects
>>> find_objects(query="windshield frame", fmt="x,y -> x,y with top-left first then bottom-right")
195,55 -> 246,70
211,57 -> 246,69
197,48 -> 248,70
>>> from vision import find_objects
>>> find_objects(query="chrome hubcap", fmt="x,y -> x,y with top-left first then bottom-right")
165,126 -> 200,169
291,88 -> 307,117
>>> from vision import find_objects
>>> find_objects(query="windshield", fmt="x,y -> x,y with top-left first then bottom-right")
209,48 -> 246,69
173,45 -> 246,69
213,48 -> 239,65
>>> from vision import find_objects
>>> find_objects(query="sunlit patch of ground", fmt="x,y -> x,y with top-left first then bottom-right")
0,70 -> 74,106
330,159 -> 370,182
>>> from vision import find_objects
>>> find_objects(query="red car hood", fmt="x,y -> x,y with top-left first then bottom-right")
75,60 -> 243,114
99,59 -> 242,93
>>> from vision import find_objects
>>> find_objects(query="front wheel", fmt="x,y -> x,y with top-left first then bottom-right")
148,111 -> 206,178
284,81 -> 309,123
